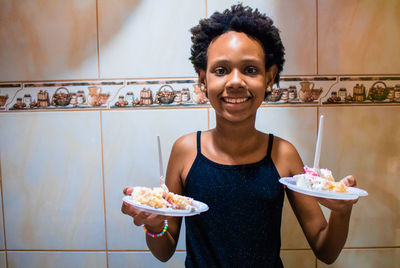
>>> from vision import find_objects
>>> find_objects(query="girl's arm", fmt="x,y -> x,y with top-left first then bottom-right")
274,138 -> 356,264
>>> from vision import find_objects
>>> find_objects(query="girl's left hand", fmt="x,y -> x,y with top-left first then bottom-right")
317,175 -> 358,213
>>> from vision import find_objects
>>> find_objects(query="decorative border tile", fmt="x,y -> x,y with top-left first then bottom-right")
110,79 -> 203,108
1,76 -> 399,111
321,76 -> 400,104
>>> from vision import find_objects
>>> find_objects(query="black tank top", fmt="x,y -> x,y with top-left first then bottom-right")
184,131 -> 284,268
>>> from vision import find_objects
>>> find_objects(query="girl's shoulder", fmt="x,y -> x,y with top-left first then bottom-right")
271,135 -> 298,154
270,135 -> 304,177
169,132 -> 199,182
170,132 -> 198,163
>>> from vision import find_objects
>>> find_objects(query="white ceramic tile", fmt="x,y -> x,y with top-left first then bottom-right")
98,0 -> 206,78
108,251 -> 186,268
0,252 -> 5,268
102,109 -> 209,250
7,251 -> 107,268
0,188 -> 4,250
320,106 -> 400,247
318,0 -> 400,75
0,111 -> 106,250
207,0 -> 317,75
317,248 -> 400,268
209,106 -> 317,249
280,250 -> 315,268
0,1 -> 98,81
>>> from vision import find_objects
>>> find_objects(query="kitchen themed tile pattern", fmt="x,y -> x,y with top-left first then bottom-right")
1,76 -> 400,112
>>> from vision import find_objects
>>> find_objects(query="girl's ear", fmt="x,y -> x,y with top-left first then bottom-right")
198,69 -> 206,86
266,64 -> 278,88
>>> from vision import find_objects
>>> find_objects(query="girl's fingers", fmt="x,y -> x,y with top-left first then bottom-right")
133,211 -> 166,227
123,187 -> 133,195
341,175 -> 357,187
121,201 -> 137,217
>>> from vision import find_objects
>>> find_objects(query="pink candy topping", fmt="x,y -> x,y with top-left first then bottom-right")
304,166 -> 319,177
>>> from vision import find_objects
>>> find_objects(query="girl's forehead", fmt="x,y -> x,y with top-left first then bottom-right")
207,31 -> 265,60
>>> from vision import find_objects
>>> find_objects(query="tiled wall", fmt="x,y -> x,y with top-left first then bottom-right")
0,0 -> 399,268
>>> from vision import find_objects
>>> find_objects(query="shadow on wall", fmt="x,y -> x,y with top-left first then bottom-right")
0,0 -> 140,79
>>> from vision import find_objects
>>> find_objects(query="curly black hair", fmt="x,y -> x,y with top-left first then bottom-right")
189,4 -> 285,84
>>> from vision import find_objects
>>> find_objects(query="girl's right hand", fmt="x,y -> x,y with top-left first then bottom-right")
121,187 -> 167,230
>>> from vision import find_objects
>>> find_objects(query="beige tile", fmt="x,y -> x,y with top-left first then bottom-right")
0,252 -> 5,268
320,106 -> 400,247
318,0 -> 400,74
98,0 -> 206,78
0,112 -> 106,250
0,0 -> 98,81
7,251 -> 107,268
108,252 -> 186,268
281,249 -> 315,268
317,248 -> 400,268
0,188 -> 3,249
207,0 -> 317,75
102,109 -> 208,250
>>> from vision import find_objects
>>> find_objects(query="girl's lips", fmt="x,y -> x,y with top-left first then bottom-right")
222,97 -> 251,104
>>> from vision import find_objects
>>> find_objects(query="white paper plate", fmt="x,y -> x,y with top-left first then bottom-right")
122,196 -> 209,217
279,177 -> 368,200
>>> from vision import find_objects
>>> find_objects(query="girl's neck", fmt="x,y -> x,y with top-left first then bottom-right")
211,116 -> 263,157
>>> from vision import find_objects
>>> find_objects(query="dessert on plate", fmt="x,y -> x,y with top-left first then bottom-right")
130,186 -> 195,211
294,166 -> 347,193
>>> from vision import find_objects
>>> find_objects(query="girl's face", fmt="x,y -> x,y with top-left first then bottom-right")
200,31 -> 276,124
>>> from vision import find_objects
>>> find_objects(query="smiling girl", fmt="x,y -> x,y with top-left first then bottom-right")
122,4 -> 357,267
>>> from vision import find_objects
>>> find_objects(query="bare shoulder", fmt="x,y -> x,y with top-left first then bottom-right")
171,132 -> 197,157
166,132 -> 198,192
271,135 -> 304,177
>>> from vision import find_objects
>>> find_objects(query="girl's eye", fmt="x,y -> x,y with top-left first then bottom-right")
215,67 -> 226,76
246,66 -> 257,74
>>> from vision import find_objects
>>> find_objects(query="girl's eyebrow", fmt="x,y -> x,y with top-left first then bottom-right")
209,57 -> 263,65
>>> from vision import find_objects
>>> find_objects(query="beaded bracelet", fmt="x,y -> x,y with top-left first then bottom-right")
142,220 -> 168,238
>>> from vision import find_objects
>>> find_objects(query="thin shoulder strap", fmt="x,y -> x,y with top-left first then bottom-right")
196,131 -> 202,154
266,133 -> 274,159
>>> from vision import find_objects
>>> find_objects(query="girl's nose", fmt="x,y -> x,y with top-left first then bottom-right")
226,69 -> 245,89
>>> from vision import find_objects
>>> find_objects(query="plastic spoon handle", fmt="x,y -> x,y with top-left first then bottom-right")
313,115 -> 324,170
157,136 -> 169,193
157,136 -> 164,178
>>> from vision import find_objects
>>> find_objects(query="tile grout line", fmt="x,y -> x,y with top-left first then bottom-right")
316,0 -> 319,76
96,0 -> 101,79
0,156 -> 9,268
3,245 -> 399,252
1,74 -> 400,84
1,103 -> 399,115
99,111 -> 109,268
207,108 -> 210,129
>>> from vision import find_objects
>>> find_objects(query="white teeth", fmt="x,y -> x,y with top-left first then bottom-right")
224,97 -> 248,104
